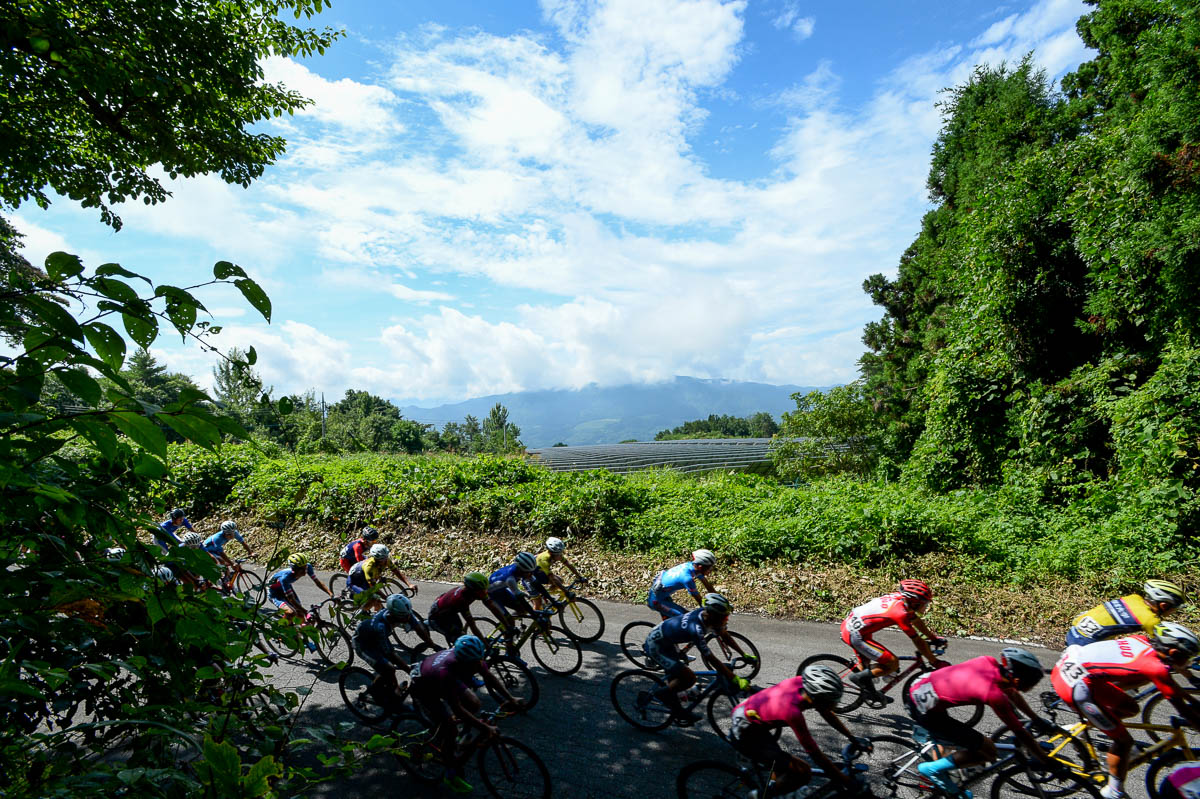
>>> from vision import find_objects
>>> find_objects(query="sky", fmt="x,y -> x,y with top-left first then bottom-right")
11,0 -> 1093,407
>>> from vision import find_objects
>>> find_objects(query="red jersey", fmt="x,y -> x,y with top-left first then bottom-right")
843,592 -> 919,637
734,676 -> 817,749
908,656 -> 1022,728
339,538 -> 369,572
429,585 -> 487,618
1052,635 -> 1180,700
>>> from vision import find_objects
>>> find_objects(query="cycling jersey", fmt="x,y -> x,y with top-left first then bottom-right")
733,676 -> 818,749
429,585 -> 487,618
155,519 -> 190,552
353,608 -> 403,672
488,564 -> 525,594
202,528 -> 244,555
415,649 -> 489,690
653,562 -> 700,597
841,592 -> 920,667
1067,595 -> 1162,646
338,538 -> 369,572
644,607 -> 714,675
1164,764 -> 1200,799
907,656 -> 1023,729
535,550 -> 553,576
347,556 -> 384,593
267,564 -> 316,597
1052,635 -> 1181,735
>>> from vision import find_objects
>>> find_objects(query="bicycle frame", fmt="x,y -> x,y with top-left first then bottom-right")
1041,719 -> 1198,777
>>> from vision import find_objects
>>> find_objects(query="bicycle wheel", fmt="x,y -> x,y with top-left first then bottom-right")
557,597 -> 605,643
471,615 -> 507,654
900,669 -> 984,727
796,653 -> 865,713
483,655 -> 540,712
477,736 -> 551,799
392,712 -> 442,784
611,669 -> 674,731
676,759 -> 758,799
234,568 -> 264,596
856,735 -> 935,799
529,625 -> 583,676
1145,748 -> 1200,799
706,690 -> 781,745
329,572 -> 347,596
1140,692 -> 1174,742
313,623 -> 354,669
620,621 -> 657,669
990,761 -> 1102,799
338,666 -> 389,724
710,631 -> 761,680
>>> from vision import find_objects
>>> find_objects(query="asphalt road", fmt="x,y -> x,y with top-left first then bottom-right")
260,567 -> 1069,799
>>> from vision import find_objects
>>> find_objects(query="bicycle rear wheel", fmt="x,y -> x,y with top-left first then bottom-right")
796,653 -> 865,713
706,690 -> 781,745
620,620 -> 657,669
234,568 -> 264,596
557,597 -> 605,643
392,713 -> 442,784
483,655 -> 540,712
989,761 -> 1102,799
1145,748 -> 1200,799
338,666 -> 388,724
529,625 -> 583,675
709,631 -> 760,679
476,736 -> 551,799
855,735 -> 935,799
676,759 -> 757,799
611,669 -> 673,731
313,623 -> 354,669
329,571 -> 347,596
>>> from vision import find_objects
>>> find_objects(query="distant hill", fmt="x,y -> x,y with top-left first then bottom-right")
400,377 -> 825,449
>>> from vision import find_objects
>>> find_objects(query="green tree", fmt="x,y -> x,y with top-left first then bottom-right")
480,402 -> 522,453
213,346 -> 276,437
121,347 -> 202,408
772,383 -> 885,481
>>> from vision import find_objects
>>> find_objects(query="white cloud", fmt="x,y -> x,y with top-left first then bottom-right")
772,2 -> 814,41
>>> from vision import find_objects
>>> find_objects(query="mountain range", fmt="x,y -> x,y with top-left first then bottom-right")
400,377 -> 823,449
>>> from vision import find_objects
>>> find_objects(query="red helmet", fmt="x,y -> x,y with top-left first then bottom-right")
898,579 -> 932,603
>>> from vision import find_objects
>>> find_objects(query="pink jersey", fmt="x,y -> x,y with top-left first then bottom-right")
908,656 -> 1022,728
844,593 -> 918,637
1166,764 -> 1200,799
734,676 -> 817,749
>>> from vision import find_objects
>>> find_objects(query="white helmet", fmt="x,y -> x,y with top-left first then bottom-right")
692,549 -> 716,567
154,565 -> 175,583
219,520 -> 238,535
545,537 -> 566,553
181,532 -> 203,549
385,593 -> 412,619
514,551 -> 537,572
105,547 -> 125,561
369,544 -> 389,560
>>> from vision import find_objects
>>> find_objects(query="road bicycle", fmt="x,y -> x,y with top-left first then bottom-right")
471,609 -> 583,676
620,619 -> 761,680
795,646 -> 983,725
676,738 -> 894,799
266,596 -> 354,667
220,558 -> 263,597
329,571 -> 416,600
610,655 -> 757,739
541,580 -> 605,643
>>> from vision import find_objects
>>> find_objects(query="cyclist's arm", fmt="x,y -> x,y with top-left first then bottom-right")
997,692 -> 1053,762
483,598 -> 509,625
716,628 -> 747,658
310,574 -> 334,597
697,574 -> 716,594
237,539 -> 256,560
911,616 -> 940,641
816,706 -> 864,746
448,688 -> 497,735
561,556 -> 585,582
283,591 -> 305,616
389,562 -> 417,592
794,721 -> 854,789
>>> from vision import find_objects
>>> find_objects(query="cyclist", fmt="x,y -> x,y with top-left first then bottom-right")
266,553 -> 334,651
841,579 -> 948,704
730,665 -> 871,799
487,552 -> 553,650
352,594 -> 434,704
338,525 -> 380,572
427,572 -> 509,648
1052,622 -> 1200,799
202,521 -> 257,590
173,532 -> 209,589
907,647 -> 1056,797
1066,579 -> 1186,646
646,549 -> 718,619
154,508 -> 192,553
409,635 -> 525,795
347,542 -> 418,602
640,593 -> 750,723
529,536 -> 587,611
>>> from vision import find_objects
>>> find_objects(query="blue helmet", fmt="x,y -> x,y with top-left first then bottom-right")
453,635 -> 487,661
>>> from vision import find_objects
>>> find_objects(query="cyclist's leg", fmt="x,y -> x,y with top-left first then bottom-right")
844,629 -> 895,697
1072,681 -> 1137,791
729,710 -> 811,797
648,590 -> 686,619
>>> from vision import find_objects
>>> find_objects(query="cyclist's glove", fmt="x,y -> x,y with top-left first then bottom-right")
930,637 -> 949,649
735,676 -> 751,692
743,653 -> 759,663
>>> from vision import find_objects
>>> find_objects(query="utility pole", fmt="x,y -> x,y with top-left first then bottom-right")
321,392 -> 326,438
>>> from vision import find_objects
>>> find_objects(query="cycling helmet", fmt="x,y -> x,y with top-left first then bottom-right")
514,551 -> 537,572
287,552 -> 309,569
155,565 -> 175,583
385,593 -> 412,619
801,664 -> 845,708
362,526 -> 380,541
703,592 -> 732,616
692,549 -> 716,567
1144,579 -> 1186,610
169,508 -> 185,521
1151,622 -> 1200,659
219,520 -> 238,535
898,579 -> 933,603
454,635 -> 487,661
181,532 -> 203,549
545,537 -> 566,554
369,544 -> 389,560
464,572 -> 489,591
105,547 -> 125,561
999,647 -> 1045,689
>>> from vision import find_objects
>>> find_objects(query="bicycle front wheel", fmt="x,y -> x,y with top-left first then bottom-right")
900,668 -> 984,726
856,734 -> 935,799
1145,748 -> 1200,799
710,630 -> 760,680
611,669 -> 673,731
313,623 -> 354,669
619,620 -> 656,669
676,759 -> 758,799
483,655 -> 540,712
796,653 -> 864,713
338,666 -> 388,724
557,597 -> 605,643
477,736 -> 551,799
234,568 -> 264,596
990,761 -> 1102,799
329,572 -> 347,596
529,625 -> 583,675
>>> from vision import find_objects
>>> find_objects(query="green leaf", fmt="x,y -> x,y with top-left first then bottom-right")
213,261 -> 248,280
93,277 -> 141,305
122,313 -> 158,349
196,736 -> 243,796
21,295 -> 83,341
108,411 -> 167,458
56,368 -> 102,406
245,346 -> 257,366
44,251 -> 83,281
68,418 -> 119,461
0,677 -> 47,700
83,322 -> 126,370
234,279 -> 272,322
95,263 -> 151,284
158,413 -> 221,448
132,452 -> 167,477
243,755 -> 282,797
277,396 -> 294,416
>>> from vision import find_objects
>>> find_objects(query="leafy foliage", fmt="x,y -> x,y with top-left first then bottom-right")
772,383 -> 886,481
654,411 -> 779,440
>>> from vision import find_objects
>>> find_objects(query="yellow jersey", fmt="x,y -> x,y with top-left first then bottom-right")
535,550 -> 553,576
1067,594 -> 1161,645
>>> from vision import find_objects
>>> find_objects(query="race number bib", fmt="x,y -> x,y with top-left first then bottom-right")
1056,650 -> 1087,688
911,681 -> 940,713
1074,616 -> 1103,639
847,614 -> 865,632
409,663 -> 422,681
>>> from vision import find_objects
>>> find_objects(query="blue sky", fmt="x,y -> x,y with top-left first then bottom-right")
13,0 -> 1092,406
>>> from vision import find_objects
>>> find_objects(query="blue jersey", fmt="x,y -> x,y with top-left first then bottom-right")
654,608 -> 713,655
155,519 -> 190,550
488,564 -> 524,593
654,562 -> 699,596
353,608 -> 394,649
202,528 -> 244,554
267,564 -> 315,596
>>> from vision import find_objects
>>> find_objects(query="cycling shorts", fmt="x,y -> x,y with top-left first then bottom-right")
728,707 -> 798,771
903,691 -> 985,750
644,628 -> 689,678
647,590 -> 688,619
841,622 -> 897,668
268,589 -> 298,610
1054,673 -> 1138,737
427,611 -> 464,644
410,674 -> 472,724
1065,627 -> 1100,647
487,587 -> 528,613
